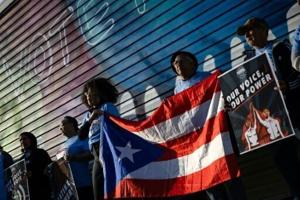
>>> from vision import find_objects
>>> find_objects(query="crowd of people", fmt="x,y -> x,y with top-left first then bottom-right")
1,13 -> 300,200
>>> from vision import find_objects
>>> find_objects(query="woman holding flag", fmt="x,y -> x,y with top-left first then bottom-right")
79,78 -> 119,200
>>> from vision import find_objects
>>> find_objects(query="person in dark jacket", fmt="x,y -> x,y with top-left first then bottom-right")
237,17 -> 300,199
291,0 -> 300,71
19,132 -> 52,200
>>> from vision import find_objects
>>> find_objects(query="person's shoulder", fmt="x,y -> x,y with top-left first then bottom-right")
36,148 -> 52,164
272,39 -> 291,52
99,103 -> 120,117
72,135 -> 88,145
101,102 -> 118,113
36,148 -> 50,156
2,150 -> 12,158
2,151 -> 13,163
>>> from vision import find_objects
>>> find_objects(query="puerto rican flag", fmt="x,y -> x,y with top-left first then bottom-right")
100,71 -> 240,198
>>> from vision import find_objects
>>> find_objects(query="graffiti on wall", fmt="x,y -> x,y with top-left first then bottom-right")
0,0 -> 298,157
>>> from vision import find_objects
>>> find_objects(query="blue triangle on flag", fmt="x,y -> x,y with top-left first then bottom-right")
100,115 -> 164,194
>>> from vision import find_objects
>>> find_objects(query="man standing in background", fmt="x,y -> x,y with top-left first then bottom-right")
237,17 -> 300,199
171,51 -> 247,200
291,0 -> 300,72
60,116 -> 94,200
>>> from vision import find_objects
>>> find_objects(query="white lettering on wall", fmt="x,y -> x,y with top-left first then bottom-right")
134,0 -> 147,15
77,0 -> 115,46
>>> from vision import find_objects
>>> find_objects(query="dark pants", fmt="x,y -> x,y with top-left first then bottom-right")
92,144 -> 104,200
226,177 -> 247,200
286,89 -> 300,130
170,178 -> 247,200
206,184 -> 228,200
77,186 -> 94,200
273,138 -> 300,197
206,178 -> 247,200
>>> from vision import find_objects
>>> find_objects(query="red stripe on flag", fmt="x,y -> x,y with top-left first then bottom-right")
107,154 -> 240,199
109,71 -> 221,132
158,111 -> 228,160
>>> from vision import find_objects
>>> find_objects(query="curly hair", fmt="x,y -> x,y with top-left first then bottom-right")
81,77 -> 118,108
170,51 -> 198,75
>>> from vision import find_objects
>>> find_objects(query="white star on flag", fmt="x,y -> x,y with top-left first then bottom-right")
115,141 -> 142,163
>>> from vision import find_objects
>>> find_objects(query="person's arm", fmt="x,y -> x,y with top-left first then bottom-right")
78,110 -> 103,140
245,130 -> 251,150
41,149 -> 52,169
78,120 -> 90,140
275,119 -> 285,137
254,110 -> 266,126
292,56 -> 300,71
292,26 -> 300,71
253,111 -> 257,130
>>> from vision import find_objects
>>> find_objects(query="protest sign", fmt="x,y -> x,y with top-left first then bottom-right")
47,158 -> 78,200
5,159 -> 30,200
218,53 -> 295,154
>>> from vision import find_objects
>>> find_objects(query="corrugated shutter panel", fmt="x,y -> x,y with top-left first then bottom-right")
0,0 -> 299,198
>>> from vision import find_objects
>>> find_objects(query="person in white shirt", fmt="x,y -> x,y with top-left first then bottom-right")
254,108 -> 284,140
291,0 -> 300,71
170,51 -> 247,200
244,116 -> 259,149
291,25 -> 300,71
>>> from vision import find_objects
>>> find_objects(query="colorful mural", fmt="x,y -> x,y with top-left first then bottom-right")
0,0 -> 298,162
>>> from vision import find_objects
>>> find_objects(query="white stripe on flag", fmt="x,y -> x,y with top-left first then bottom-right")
134,91 -> 224,143
126,131 -> 232,179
